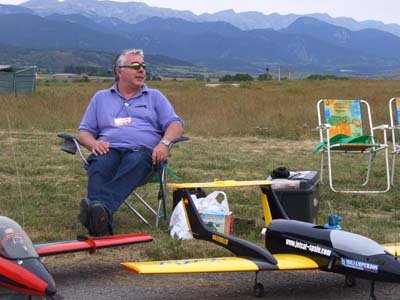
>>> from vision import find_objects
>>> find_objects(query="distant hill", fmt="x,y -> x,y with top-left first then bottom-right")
129,17 -> 400,73
21,0 -> 198,23
0,3 -> 33,14
199,10 -> 400,37
2,11 -> 400,75
0,44 -> 194,74
19,0 -> 400,37
45,13 -> 132,37
304,14 -> 400,38
284,17 -> 400,60
0,13 -> 131,50
0,44 -> 114,73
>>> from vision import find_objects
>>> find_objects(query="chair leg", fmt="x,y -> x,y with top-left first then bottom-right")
124,189 -> 164,227
320,152 -> 325,185
132,191 -> 157,216
155,166 -> 168,227
382,145 -> 391,193
123,165 -> 172,227
392,153 -> 397,186
123,200 -> 151,226
161,168 -> 168,219
326,149 -> 338,193
361,153 -> 373,186
326,149 -> 390,194
361,147 -> 390,193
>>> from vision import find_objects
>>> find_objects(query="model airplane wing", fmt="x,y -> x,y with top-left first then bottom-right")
122,187 -> 319,275
382,243 -> 400,256
122,257 -> 273,274
122,253 -> 319,274
35,233 -> 153,257
274,254 -> 319,270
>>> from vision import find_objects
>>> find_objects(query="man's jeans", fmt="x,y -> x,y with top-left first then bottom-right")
86,148 -> 153,227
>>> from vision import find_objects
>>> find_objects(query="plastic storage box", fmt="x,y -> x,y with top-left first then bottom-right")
267,171 -> 320,224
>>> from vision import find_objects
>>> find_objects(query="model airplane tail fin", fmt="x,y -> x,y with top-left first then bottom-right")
260,186 -> 289,226
181,190 -> 277,265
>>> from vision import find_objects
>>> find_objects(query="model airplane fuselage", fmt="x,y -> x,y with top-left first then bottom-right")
0,216 -> 56,296
266,219 -> 400,283
122,180 -> 400,298
0,216 -> 152,297
259,183 -> 400,287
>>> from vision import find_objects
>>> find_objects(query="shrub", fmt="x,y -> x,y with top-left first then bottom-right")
307,74 -> 349,80
220,73 -> 254,82
257,73 -> 272,81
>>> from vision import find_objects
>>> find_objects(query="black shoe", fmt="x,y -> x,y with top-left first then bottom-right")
78,198 -> 91,228
89,204 -> 110,236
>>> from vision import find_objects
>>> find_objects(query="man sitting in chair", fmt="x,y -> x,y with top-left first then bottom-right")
78,49 -> 184,236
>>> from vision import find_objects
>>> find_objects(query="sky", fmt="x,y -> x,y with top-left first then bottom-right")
0,0 -> 399,25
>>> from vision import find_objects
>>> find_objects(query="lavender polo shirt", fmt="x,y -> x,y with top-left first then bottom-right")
79,84 -> 183,150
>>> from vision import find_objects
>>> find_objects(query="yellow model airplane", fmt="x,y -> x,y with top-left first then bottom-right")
122,180 -> 400,299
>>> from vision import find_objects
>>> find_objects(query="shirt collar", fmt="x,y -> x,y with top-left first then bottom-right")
110,83 -> 149,98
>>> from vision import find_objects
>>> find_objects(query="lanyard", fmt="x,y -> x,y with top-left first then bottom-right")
115,97 -> 133,118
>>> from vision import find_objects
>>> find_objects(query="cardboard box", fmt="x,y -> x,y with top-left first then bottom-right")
200,211 -> 232,235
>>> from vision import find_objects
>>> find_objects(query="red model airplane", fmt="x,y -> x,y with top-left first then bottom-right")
0,216 -> 152,297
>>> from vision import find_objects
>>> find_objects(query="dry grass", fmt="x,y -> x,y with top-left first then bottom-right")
2,79 -> 400,138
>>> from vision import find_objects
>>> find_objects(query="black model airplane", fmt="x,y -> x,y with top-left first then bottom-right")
121,180 -> 399,299
0,216 -> 152,297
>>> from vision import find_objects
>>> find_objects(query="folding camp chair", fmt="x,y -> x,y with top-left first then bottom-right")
57,133 -> 188,227
389,97 -> 400,185
315,99 -> 390,193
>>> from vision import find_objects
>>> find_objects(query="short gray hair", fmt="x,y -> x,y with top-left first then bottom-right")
113,49 -> 144,81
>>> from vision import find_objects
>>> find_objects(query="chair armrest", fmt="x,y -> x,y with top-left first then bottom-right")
171,136 -> 189,144
317,123 -> 331,130
371,124 -> 389,146
57,133 -> 88,165
372,124 -> 389,131
57,133 -> 79,154
169,135 -> 189,150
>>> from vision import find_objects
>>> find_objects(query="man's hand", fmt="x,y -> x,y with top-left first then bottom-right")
151,121 -> 183,164
92,140 -> 110,155
152,143 -> 169,165
78,131 -> 109,156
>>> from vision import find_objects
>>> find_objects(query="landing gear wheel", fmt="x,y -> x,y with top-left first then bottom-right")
370,280 -> 376,300
254,282 -> 264,298
345,275 -> 356,288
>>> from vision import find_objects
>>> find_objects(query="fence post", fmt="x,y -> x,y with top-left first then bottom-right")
12,71 -> 16,96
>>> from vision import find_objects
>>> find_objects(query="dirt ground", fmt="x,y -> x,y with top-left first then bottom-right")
1,252 -> 399,300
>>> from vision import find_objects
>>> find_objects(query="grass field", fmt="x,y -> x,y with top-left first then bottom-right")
0,79 -> 399,260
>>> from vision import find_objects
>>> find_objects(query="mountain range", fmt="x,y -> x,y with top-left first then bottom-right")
1,0 -> 400,76
17,0 -> 400,37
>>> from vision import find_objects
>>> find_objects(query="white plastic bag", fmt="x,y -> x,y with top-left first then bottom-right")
169,191 -> 229,240
169,198 -> 194,240
196,191 -> 229,214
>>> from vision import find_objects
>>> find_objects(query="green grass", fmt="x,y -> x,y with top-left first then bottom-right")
0,79 -> 399,260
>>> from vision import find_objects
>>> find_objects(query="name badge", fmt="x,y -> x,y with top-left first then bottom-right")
114,117 -> 132,126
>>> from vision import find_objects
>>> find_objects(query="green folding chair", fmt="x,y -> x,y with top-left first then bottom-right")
57,133 -> 188,227
315,99 -> 390,193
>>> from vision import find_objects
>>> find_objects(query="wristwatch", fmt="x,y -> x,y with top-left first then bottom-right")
161,139 -> 171,147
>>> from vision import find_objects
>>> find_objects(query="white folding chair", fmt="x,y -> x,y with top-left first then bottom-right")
389,97 -> 400,185
315,99 -> 390,193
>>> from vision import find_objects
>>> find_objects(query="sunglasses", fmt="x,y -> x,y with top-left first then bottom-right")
119,62 -> 146,70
